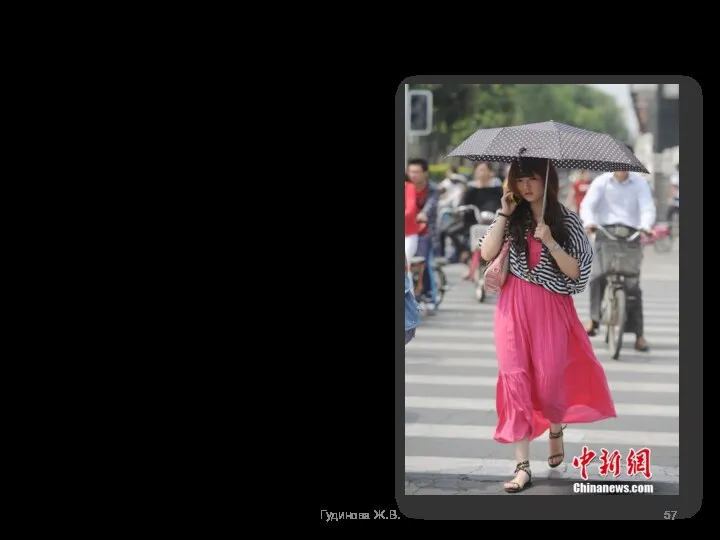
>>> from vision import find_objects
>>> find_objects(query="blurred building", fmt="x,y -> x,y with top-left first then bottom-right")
630,84 -> 679,219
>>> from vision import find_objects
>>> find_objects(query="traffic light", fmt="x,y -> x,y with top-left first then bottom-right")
409,90 -> 433,136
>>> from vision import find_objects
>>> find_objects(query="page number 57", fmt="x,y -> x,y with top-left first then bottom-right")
664,511 -> 677,520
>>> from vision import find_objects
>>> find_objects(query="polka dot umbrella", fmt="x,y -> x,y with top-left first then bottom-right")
445,120 -> 650,219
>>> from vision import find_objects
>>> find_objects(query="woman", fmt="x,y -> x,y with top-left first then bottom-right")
453,162 -> 503,279
479,157 -> 616,493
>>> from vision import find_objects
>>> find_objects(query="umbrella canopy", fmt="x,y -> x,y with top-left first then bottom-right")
446,120 -> 649,174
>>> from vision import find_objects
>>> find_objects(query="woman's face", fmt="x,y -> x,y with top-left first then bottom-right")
515,173 -> 544,203
474,163 -> 492,182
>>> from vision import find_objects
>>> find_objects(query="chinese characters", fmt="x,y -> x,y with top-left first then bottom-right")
571,446 -> 652,480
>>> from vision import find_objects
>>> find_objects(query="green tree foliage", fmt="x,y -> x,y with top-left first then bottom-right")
409,83 -> 629,162
514,84 -> 628,142
411,84 -> 519,158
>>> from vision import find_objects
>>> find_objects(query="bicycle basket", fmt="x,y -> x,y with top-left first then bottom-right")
470,224 -> 489,251
600,240 -> 643,275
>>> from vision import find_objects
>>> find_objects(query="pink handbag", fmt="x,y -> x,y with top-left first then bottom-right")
483,238 -> 511,293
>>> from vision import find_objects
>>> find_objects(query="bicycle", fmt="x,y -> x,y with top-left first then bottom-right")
594,224 -> 644,360
454,204 -> 496,303
409,254 -> 449,307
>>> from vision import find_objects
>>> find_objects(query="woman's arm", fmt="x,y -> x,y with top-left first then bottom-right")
549,211 -> 594,294
479,214 -> 507,261
547,241 -> 581,280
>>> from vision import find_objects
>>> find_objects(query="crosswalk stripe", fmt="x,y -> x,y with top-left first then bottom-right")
405,357 -> 679,374
405,396 -> 678,417
405,456 -> 679,483
638,276 -> 679,282
438,301 -> 679,313
442,297 -> 679,305
405,374 -> 678,393
407,341 -> 679,358
404,423 -> 679,447
413,328 -> 680,346
434,310 -> 679,324
421,320 -> 680,335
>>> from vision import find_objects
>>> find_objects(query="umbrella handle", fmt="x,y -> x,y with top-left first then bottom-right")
540,159 -> 549,224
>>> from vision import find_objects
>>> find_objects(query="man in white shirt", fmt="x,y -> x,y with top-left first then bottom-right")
579,165 -> 656,352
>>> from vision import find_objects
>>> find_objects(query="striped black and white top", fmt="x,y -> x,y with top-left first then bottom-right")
480,204 -> 593,296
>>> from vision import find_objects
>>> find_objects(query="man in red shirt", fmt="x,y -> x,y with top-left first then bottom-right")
405,177 -> 419,277
407,158 -> 439,312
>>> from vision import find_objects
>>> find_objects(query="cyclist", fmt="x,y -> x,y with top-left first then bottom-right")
407,158 -> 440,313
453,162 -> 503,280
579,160 -> 656,352
405,175 -> 419,279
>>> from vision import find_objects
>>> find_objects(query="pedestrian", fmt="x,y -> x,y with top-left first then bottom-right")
578,151 -> 656,351
479,156 -> 617,493
564,169 -> 594,211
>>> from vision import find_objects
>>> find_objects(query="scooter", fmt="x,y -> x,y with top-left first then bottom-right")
454,205 -> 496,302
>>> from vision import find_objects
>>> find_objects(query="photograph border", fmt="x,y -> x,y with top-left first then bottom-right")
396,75 -> 701,520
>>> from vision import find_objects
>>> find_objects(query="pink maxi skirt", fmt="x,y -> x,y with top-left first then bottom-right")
493,236 -> 617,443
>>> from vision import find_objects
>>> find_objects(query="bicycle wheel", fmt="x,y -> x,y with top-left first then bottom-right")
410,263 -> 424,299
604,287 -> 626,360
433,268 -> 447,306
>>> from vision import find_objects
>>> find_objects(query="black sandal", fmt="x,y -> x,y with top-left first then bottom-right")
504,460 -> 532,493
548,425 -> 567,468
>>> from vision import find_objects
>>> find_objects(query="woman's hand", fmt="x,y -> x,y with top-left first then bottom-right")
501,188 -> 518,215
534,223 -> 554,246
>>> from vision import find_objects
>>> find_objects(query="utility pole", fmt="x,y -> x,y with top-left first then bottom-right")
652,84 -> 680,219
404,84 -> 409,168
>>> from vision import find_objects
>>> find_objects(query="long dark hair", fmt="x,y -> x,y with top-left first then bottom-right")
506,157 -> 569,257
